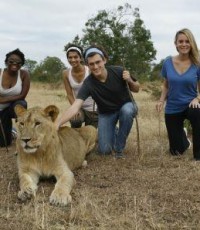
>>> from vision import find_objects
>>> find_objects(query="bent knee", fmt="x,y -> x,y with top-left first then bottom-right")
121,103 -> 137,118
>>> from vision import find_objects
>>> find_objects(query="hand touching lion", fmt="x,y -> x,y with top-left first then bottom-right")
14,105 -> 97,206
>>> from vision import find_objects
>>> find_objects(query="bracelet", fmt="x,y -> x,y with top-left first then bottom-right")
159,100 -> 164,103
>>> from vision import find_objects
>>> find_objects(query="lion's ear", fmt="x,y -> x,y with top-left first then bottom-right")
44,105 -> 59,122
14,104 -> 27,117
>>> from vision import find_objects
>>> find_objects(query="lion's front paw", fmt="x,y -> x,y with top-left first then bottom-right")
18,186 -> 37,201
49,189 -> 72,206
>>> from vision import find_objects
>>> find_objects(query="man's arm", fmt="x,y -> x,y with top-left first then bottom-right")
122,70 -> 140,93
56,99 -> 84,129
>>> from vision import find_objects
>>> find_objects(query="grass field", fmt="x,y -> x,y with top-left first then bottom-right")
0,82 -> 200,230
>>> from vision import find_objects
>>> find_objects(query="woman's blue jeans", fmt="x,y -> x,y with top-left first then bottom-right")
97,102 -> 137,155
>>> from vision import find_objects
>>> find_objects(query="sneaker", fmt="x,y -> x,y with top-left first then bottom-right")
114,152 -> 126,159
11,128 -> 17,140
184,127 -> 192,149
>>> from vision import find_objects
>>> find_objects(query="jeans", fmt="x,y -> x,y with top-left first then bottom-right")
97,102 -> 137,155
0,100 -> 27,147
165,107 -> 200,159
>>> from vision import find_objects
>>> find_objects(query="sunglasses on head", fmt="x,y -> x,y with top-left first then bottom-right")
7,60 -> 22,65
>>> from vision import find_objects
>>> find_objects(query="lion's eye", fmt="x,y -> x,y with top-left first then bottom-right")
19,122 -> 24,127
35,121 -> 41,126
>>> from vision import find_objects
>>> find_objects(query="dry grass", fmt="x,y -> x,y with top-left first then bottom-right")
1,82 -> 200,230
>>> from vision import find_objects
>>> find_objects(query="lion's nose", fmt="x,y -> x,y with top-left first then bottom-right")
22,138 -> 31,143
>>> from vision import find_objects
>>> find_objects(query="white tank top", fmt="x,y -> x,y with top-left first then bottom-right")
68,66 -> 96,112
0,69 -> 22,111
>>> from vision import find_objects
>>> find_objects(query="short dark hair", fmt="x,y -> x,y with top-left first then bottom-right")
5,48 -> 25,65
64,43 -> 83,58
83,44 -> 109,63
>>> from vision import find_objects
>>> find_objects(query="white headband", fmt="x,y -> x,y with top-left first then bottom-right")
66,47 -> 82,56
85,48 -> 104,59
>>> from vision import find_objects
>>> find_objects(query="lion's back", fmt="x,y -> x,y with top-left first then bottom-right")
58,126 -> 88,170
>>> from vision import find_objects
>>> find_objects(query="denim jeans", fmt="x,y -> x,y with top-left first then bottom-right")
97,102 -> 137,155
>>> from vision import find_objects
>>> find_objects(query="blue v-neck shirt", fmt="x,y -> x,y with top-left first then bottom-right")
161,56 -> 200,114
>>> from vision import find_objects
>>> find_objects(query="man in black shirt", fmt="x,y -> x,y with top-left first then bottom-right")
57,45 -> 140,158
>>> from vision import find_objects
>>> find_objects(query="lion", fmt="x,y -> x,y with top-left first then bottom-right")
14,104 -> 97,206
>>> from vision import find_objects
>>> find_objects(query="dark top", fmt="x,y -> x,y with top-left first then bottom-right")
77,66 -> 135,114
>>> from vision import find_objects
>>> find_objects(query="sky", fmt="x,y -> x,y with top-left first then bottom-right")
0,0 -> 199,67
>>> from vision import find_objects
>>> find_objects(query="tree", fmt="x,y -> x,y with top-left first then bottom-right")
72,3 -> 156,80
24,59 -> 37,75
125,8 -> 157,80
32,57 -> 66,83
149,59 -> 164,81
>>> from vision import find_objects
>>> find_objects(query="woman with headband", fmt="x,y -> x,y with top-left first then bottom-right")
62,44 -> 98,128
58,45 -> 140,159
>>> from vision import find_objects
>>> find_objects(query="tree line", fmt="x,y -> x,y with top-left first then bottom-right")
24,3 -> 162,83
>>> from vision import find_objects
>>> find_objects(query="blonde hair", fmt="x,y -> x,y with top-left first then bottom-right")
175,28 -> 200,66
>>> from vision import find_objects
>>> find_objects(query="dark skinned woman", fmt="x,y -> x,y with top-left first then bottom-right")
0,48 -> 30,147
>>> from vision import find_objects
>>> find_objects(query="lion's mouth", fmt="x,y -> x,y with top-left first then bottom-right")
23,145 -> 40,153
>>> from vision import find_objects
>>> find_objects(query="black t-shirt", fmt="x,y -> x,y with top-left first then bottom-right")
77,66 -> 133,114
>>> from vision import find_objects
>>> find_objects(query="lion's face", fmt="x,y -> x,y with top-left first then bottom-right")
15,105 -> 59,154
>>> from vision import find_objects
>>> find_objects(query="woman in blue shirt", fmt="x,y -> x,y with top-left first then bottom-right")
156,28 -> 200,160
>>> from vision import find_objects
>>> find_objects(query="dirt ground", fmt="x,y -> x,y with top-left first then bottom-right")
1,83 -> 200,229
